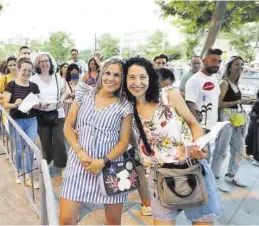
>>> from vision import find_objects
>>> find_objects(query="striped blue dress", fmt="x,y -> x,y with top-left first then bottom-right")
61,84 -> 133,204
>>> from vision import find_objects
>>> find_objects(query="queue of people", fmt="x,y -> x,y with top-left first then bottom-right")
0,46 -> 258,225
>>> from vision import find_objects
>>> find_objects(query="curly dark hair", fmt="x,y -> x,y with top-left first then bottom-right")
156,68 -> 175,83
66,63 -> 80,82
123,57 -> 160,156
153,54 -> 168,62
34,54 -> 55,75
123,57 -> 160,103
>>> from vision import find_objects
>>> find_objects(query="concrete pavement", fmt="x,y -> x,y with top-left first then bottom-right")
1,146 -> 259,225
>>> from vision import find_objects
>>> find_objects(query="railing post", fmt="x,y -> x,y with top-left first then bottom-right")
40,169 -> 48,225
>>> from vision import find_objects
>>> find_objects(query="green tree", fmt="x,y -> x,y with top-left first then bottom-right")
157,1 -> 259,55
44,31 -> 75,63
79,49 -> 92,63
97,34 -> 119,60
0,42 -> 20,60
157,1 -> 259,34
145,31 -> 172,59
29,39 -> 45,53
136,30 -> 182,60
121,48 -> 131,59
228,23 -> 259,62
183,35 -> 200,59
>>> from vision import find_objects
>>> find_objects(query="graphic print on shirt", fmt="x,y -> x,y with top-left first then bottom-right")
196,81 -> 215,126
196,103 -> 212,125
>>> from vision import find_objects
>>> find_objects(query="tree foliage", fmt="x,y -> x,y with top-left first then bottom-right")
79,49 -> 92,63
44,31 -> 75,63
227,23 -> 259,62
97,34 -> 119,60
136,30 -> 182,60
121,48 -> 131,59
0,42 -> 20,60
157,1 -> 259,35
157,1 -> 259,57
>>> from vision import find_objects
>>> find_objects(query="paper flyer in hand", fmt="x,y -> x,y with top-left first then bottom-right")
18,93 -> 40,113
191,121 -> 230,149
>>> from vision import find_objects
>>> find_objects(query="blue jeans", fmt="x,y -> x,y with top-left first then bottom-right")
211,115 -> 245,178
11,117 -> 38,173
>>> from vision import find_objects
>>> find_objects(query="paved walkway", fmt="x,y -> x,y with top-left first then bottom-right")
0,152 -> 40,225
1,145 -> 259,225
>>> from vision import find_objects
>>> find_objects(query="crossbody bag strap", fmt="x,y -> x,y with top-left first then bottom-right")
67,81 -> 73,93
54,73 -> 59,108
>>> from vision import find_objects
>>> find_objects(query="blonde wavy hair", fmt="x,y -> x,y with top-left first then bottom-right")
95,58 -> 125,102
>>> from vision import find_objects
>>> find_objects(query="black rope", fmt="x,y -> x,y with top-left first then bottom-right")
17,167 -> 39,177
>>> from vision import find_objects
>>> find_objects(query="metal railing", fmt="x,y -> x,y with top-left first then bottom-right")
0,106 -> 58,225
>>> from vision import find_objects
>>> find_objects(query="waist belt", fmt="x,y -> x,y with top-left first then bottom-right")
162,159 -> 199,169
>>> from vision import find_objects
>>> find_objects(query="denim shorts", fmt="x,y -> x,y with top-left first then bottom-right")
148,160 -> 223,222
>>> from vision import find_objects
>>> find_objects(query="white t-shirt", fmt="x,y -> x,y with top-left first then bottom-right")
30,74 -> 66,118
67,59 -> 88,73
185,71 -> 220,129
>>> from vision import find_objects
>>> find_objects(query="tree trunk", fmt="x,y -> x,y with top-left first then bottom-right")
200,1 -> 228,57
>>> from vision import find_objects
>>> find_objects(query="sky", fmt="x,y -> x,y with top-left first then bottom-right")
0,0 -> 184,50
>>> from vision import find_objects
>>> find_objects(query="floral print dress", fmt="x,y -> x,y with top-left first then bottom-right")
137,103 -> 193,165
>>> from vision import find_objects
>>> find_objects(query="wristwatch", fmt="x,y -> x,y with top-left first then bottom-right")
103,156 -> 111,167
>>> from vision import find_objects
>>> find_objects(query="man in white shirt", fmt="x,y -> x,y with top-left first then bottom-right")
185,49 -> 236,193
67,48 -> 88,74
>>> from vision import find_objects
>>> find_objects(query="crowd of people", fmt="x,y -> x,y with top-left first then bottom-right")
0,45 -> 259,225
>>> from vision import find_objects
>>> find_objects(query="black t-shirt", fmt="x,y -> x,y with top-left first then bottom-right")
4,81 -> 40,119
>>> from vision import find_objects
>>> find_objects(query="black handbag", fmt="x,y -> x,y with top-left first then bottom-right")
36,109 -> 59,126
36,73 -> 59,126
98,147 -> 141,196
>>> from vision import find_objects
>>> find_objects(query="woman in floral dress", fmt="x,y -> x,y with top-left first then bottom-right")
123,57 -> 222,225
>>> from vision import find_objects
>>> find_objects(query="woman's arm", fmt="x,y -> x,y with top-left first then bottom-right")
167,89 -> 207,159
82,72 -> 89,83
167,89 -> 203,141
86,114 -> 133,174
3,92 -> 22,109
64,100 -> 91,166
64,101 -> 80,150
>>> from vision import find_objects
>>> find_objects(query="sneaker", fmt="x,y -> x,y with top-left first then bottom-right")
15,171 -> 22,184
141,205 -> 152,216
216,179 -> 230,193
15,176 -> 21,184
225,175 -> 247,187
25,178 -> 40,189
252,160 -> 259,167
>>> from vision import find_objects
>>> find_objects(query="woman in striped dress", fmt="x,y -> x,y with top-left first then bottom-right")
59,58 -> 133,225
